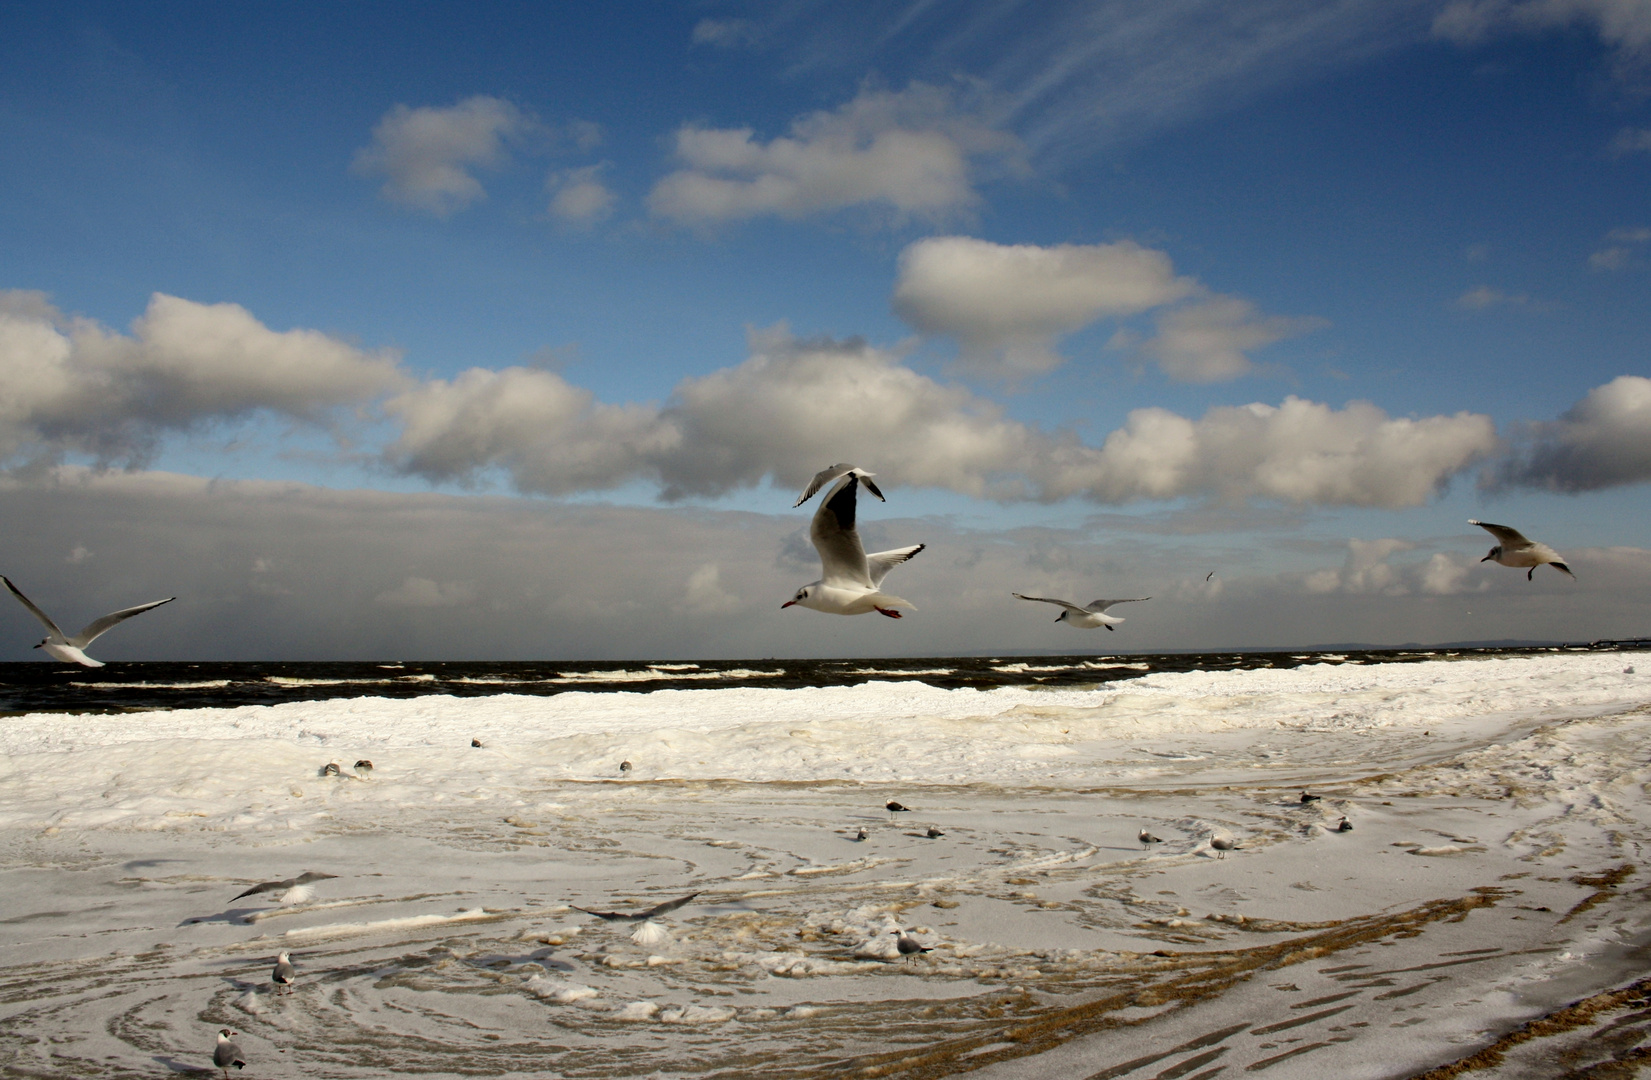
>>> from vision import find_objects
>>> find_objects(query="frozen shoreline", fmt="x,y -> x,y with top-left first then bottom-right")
3,652 -> 1650,1077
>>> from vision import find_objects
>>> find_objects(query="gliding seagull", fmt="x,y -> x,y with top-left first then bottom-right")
1470,520 -> 1574,580
1012,592 -> 1150,631
2,576 -> 174,667
783,464 -> 924,619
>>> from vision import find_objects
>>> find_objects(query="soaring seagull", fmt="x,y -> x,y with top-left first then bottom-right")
783,464 -> 924,619
1470,520 -> 1574,580
2,576 -> 174,667
1012,592 -> 1150,631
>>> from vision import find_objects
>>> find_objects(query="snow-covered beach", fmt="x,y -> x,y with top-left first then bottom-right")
3,651 -> 1650,1077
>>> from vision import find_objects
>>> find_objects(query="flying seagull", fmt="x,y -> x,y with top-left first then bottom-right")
232,871 -> 337,902
1470,520 -> 1574,580
783,464 -> 924,619
272,950 -> 297,993
1012,593 -> 1150,631
572,892 -> 699,922
1,576 -> 174,667
214,1029 -> 246,1077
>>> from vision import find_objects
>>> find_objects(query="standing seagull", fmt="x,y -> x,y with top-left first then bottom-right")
1470,521 -> 1574,580
213,1029 -> 246,1076
1012,592 -> 1150,631
1,576 -> 174,667
272,950 -> 297,993
891,929 -> 933,962
1139,828 -> 1164,849
783,464 -> 924,619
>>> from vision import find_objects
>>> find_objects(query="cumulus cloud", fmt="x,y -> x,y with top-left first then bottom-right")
891,237 -> 1318,381
646,83 -> 1022,225
1433,0 -> 1651,78
0,291 -> 406,467
385,324 -> 1498,509
548,165 -> 618,225
351,96 -> 531,216
676,563 -> 742,615
1489,374 -> 1651,491
891,237 -> 1196,377
1302,539 -> 1489,596
1134,296 -> 1328,383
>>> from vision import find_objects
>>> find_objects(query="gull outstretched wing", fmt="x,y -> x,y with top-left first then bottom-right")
812,474 -> 873,588
794,463 -> 884,508
867,545 -> 925,588
1084,597 -> 1151,614
1012,592 -> 1086,616
1469,520 -> 1530,548
2,577 -> 65,639
71,596 -> 176,647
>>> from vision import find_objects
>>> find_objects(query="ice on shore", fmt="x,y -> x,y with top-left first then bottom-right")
2,652 -> 1650,1078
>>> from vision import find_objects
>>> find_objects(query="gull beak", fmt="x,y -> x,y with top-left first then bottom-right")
781,600 -> 797,609
1480,553 -> 1493,562
32,642 -> 41,649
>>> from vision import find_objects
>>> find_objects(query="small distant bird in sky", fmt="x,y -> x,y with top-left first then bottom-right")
926,825 -> 945,838
573,892 -> 699,922
1470,520 -> 1574,580
2,576 -> 175,667
233,871 -> 336,903
784,464 -> 924,618
353,759 -> 373,777
1139,828 -> 1164,848
1205,571 -> 1214,582
214,1029 -> 246,1077
1012,593 -> 1150,631
1336,816 -> 1353,832
272,950 -> 296,993
886,801 -> 912,821
891,929 -> 933,961
1300,791 -> 1321,804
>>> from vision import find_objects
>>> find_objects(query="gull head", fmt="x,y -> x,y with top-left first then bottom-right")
1482,546 -> 1500,563
782,585 -> 813,610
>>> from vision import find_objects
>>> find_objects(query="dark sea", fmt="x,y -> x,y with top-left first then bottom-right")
0,644 -> 1624,715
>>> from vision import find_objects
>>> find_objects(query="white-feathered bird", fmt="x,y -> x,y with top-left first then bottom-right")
272,950 -> 297,993
213,1029 -> 246,1077
1012,592 -> 1150,630
1470,520 -> 1574,580
783,464 -> 924,619
2,576 -> 174,667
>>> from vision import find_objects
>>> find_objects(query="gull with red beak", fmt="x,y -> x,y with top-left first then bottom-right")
783,464 -> 924,619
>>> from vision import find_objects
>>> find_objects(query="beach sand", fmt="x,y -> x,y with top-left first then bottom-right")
2,652 -> 1649,1077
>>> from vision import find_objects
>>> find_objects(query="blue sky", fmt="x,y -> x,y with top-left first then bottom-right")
0,1 -> 1647,659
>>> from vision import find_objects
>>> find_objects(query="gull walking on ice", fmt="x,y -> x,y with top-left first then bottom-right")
214,1029 -> 246,1077
353,759 -> 373,778
853,827 -> 870,841
891,929 -> 933,962
232,871 -> 336,903
783,464 -> 924,619
1336,816 -> 1353,832
886,800 -> 912,822
1139,828 -> 1164,849
1299,791 -> 1321,804
1012,592 -> 1150,631
272,950 -> 296,993
1471,520 -> 1574,580
2,576 -> 174,667
926,825 -> 945,838
1209,830 -> 1239,859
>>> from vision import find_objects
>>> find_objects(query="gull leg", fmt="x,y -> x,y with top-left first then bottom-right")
875,607 -> 903,619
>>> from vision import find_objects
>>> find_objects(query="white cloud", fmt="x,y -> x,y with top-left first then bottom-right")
1135,296 -> 1328,383
676,563 -> 742,615
646,83 -> 1022,225
384,324 -> 1497,509
1590,226 -> 1650,270
0,291 -> 406,467
548,165 -> 618,225
891,237 -> 1196,377
1489,374 -> 1651,491
691,18 -> 758,48
1455,284 -> 1532,309
374,576 -> 477,608
1433,0 -> 1651,77
351,96 -> 530,216
1303,539 -> 1490,596
1612,126 -> 1651,154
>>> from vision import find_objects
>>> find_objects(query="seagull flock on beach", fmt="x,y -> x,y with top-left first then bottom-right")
0,463 -> 1594,1074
